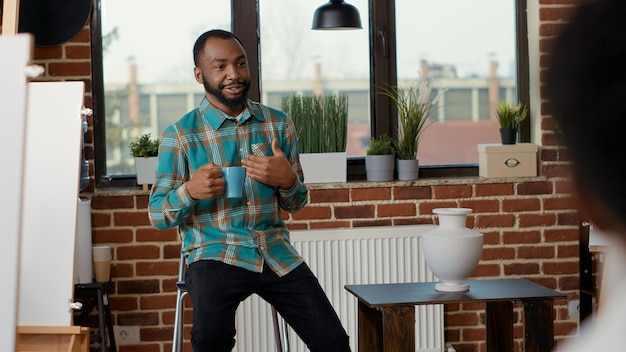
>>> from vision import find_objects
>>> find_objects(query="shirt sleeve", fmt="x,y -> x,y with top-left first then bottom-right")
276,116 -> 308,214
148,126 -> 196,230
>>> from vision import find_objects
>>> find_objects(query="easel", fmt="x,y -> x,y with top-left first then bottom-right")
2,1 -> 90,351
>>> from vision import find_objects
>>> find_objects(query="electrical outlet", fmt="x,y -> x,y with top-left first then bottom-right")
113,325 -> 140,344
568,299 -> 580,319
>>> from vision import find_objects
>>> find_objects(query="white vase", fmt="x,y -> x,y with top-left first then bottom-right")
420,208 -> 483,292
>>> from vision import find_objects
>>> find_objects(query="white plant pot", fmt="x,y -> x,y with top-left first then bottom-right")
396,158 -> 419,181
365,154 -> 395,182
299,152 -> 346,184
420,208 -> 484,292
134,157 -> 158,185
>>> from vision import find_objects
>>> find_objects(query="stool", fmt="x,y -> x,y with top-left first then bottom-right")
172,254 -> 290,352
74,282 -> 117,352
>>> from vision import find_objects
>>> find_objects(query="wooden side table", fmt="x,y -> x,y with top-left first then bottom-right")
345,279 -> 565,352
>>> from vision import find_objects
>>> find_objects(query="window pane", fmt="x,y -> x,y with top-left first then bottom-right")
396,0 -> 517,166
259,0 -> 370,157
101,0 -> 230,175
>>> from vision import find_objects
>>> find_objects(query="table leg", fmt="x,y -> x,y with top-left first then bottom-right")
523,300 -> 554,352
486,301 -> 513,352
357,302 -> 415,352
357,301 -> 381,352
381,306 -> 415,352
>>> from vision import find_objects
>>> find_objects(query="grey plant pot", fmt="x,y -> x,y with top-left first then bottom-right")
396,159 -> 419,181
365,154 -> 395,181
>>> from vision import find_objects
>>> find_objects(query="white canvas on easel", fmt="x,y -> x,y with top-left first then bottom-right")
17,81 -> 85,326
0,33 -> 32,352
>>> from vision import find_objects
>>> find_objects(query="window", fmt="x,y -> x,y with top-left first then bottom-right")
92,0 -> 528,185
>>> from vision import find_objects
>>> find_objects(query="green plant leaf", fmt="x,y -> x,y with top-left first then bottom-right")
129,133 -> 160,157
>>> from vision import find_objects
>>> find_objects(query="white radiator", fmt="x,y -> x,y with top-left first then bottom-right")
234,225 -> 445,352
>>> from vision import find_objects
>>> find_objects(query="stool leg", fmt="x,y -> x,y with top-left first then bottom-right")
96,287 -> 107,352
172,290 -> 187,352
271,306 -> 290,352
103,292 -> 116,352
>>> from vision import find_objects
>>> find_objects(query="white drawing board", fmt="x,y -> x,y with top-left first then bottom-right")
0,33 -> 32,352
18,81 -> 84,326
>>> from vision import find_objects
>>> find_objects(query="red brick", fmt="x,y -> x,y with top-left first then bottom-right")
542,261 -> 578,275
539,6 -> 578,21
352,219 -> 392,227
309,221 -> 351,229
136,261 -> 178,276
557,244 -> 578,258
502,230 -> 541,244
136,227 -> 178,242
334,205 -> 375,219
114,211 -> 151,226
309,189 -> 349,203
543,196 -> 576,210
292,206 -> 332,220
544,228 -> 579,242
476,214 -> 515,229
117,311 -> 159,325
33,46 -> 63,60
92,196 -> 135,209
118,279 -> 161,295
92,228 -> 133,243
377,203 -> 416,217
517,245 -> 555,259
474,183 -> 514,197
65,45 -> 91,59
481,247 -> 515,261
351,187 -> 391,201
459,199 -> 499,213
418,201 -> 458,215
48,61 -> 91,76
473,263 -> 500,277
502,198 -> 540,212
140,294 -> 176,310
433,185 -> 472,199
393,186 -> 431,200
517,181 -> 553,195
518,213 -> 555,227
446,312 -> 480,326
117,245 -> 161,260
504,263 -> 540,275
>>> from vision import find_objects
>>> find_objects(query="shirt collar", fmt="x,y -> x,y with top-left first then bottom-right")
198,97 -> 264,130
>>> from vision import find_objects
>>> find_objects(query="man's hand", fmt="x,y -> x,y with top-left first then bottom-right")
185,163 -> 225,200
242,139 -> 297,189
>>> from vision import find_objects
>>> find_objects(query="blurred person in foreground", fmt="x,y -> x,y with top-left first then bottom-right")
545,0 -> 626,350
148,29 -> 350,352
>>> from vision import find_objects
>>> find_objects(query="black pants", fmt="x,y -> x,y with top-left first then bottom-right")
185,260 -> 351,352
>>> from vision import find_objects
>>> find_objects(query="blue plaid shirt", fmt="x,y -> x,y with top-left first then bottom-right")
148,98 -> 308,276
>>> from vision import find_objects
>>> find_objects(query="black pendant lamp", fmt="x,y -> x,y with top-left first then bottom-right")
312,0 -> 362,30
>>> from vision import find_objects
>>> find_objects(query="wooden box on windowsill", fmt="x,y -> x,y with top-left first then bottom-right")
478,143 -> 538,178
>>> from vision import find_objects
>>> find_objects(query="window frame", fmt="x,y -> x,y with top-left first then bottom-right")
91,0 -> 530,187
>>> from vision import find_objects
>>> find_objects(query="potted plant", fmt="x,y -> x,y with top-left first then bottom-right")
282,94 -> 348,183
495,102 -> 528,145
379,82 -> 435,181
365,134 -> 396,182
129,133 -> 160,189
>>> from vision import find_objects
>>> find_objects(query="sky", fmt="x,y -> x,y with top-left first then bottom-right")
101,0 -> 516,85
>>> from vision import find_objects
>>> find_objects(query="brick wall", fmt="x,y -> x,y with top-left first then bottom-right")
28,1 -> 588,351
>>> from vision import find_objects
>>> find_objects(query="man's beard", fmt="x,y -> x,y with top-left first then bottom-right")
203,78 -> 251,109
